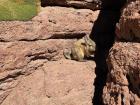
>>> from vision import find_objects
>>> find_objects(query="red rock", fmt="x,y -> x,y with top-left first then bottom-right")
1,60 -> 96,105
0,7 -> 99,41
0,6 -> 99,104
103,42 -> 140,105
117,0 -> 140,42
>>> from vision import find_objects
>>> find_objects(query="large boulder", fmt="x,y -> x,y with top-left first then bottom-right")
103,42 -> 140,105
0,7 -> 99,41
0,39 -> 73,72
0,60 -> 96,105
116,0 -> 140,42
0,39 -> 76,104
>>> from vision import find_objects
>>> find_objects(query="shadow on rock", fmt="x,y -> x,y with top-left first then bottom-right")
90,0 -> 127,104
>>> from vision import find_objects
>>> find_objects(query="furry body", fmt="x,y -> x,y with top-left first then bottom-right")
64,36 -> 96,61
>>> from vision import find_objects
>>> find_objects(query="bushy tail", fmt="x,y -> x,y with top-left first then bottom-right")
63,49 -> 72,60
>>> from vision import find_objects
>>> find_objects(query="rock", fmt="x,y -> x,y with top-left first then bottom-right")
0,39 -> 75,104
0,39 -> 74,72
116,0 -> 140,42
0,7 -> 99,41
0,6 -> 98,104
103,42 -> 140,105
41,0 -> 101,10
1,60 -> 96,105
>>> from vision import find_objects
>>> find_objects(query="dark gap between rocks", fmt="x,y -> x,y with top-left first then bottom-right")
40,0 -> 128,105
121,94 -> 124,105
89,0 -> 127,104
49,33 -> 86,39
0,71 -> 23,83
126,74 -> 140,97
40,0 -> 101,10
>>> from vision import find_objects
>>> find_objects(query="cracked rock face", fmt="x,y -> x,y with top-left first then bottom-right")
103,42 -> 140,105
116,0 -> 140,42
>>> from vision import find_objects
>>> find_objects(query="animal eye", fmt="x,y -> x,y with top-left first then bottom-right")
81,43 -> 86,45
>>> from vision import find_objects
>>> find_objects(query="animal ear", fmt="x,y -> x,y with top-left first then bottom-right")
80,39 -> 86,45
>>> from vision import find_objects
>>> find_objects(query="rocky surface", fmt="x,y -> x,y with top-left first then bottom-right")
116,0 -> 140,42
0,7 -> 99,41
0,6 -> 98,105
0,38 -> 96,104
0,39 -> 74,104
102,1 -> 140,105
103,42 -> 140,105
0,60 -> 96,105
0,39 -> 74,71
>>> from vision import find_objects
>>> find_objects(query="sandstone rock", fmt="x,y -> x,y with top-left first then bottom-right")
0,39 -> 71,72
0,7 -> 99,41
41,0 -> 101,10
1,60 -> 96,105
0,6 -> 98,104
116,0 -> 140,42
103,42 -> 140,105
0,39 -> 76,104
